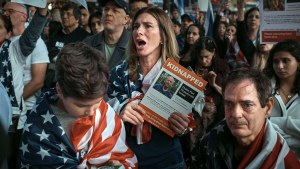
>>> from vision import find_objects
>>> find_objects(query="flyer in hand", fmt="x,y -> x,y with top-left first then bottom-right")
139,59 -> 207,137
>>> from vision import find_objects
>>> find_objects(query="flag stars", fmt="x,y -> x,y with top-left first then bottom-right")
6,70 -> 11,77
41,111 -> 54,124
19,142 -> 30,156
20,162 -> 30,169
23,123 -> 32,133
36,146 -> 51,160
2,60 -> 8,67
36,130 -> 50,141
57,143 -> 67,152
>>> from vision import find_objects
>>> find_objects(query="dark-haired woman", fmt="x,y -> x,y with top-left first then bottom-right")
264,39 -> 300,158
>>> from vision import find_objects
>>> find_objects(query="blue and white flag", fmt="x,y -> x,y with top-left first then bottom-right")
204,0 -> 214,37
174,0 -> 184,16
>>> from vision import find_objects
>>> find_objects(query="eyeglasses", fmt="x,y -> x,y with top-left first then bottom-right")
2,8 -> 27,15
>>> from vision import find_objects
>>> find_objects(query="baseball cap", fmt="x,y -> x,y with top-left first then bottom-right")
181,14 -> 195,23
102,0 -> 129,14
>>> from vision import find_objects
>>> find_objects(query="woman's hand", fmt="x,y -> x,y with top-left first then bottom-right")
208,71 -> 217,87
120,103 -> 145,125
208,71 -> 222,95
168,112 -> 190,136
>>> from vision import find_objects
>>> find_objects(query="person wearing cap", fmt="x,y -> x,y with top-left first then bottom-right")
84,0 -> 130,69
180,13 -> 194,42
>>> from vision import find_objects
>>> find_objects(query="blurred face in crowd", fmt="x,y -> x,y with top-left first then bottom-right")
246,10 -> 260,31
224,80 -> 272,146
61,9 -> 79,29
80,8 -> 90,26
3,2 -> 27,27
133,13 -> 162,59
272,51 -> 299,81
258,43 -> 273,53
102,1 -> 129,32
226,25 -> 237,36
172,10 -> 179,20
90,16 -> 103,34
130,1 -> 148,18
218,22 -> 226,38
173,23 -> 181,36
181,17 -> 193,30
198,48 -> 215,67
186,25 -> 200,45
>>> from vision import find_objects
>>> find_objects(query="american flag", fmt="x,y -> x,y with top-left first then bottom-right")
0,40 -> 19,108
18,89 -> 137,168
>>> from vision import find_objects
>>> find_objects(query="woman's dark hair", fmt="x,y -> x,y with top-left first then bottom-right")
244,7 -> 259,30
264,39 -> 300,92
0,15 -> 12,33
180,24 -> 205,56
88,11 -> 102,34
189,36 -> 218,69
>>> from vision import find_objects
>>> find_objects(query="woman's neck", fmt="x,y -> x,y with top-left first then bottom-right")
139,56 -> 160,76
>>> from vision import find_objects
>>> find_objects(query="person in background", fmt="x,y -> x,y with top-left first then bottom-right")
79,5 -> 91,33
107,7 -> 191,168
84,0 -> 130,69
224,22 -> 250,70
180,14 -> 194,41
88,11 -> 103,35
191,68 -> 300,168
195,10 -> 205,27
264,39 -> 300,157
129,0 -> 148,19
180,24 -> 204,67
1,2 -> 49,168
251,41 -> 273,71
45,2 -> 90,90
236,0 -> 260,64
18,42 -> 137,168
171,18 -> 184,53
213,0 -> 231,59
170,4 -> 180,22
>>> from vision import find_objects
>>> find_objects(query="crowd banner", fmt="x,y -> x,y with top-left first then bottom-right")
259,0 -> 300,43
139,59 -> 207,137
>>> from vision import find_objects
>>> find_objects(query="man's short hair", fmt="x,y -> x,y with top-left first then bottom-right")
55,42 -> 109,99
61,2 -> 81,20
222,68 -> 272,107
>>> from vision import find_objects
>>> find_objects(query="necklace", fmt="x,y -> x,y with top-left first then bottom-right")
278,87 -> 293,101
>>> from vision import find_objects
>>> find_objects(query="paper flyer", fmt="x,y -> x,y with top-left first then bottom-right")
139,59 -> 207,137
11,0 -> 47,8
259,0 -> 300,43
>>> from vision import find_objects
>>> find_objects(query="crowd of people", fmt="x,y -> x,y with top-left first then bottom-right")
0,0 -> 299,168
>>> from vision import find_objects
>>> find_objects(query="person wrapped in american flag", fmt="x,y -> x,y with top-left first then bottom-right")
17,42 -> 137,169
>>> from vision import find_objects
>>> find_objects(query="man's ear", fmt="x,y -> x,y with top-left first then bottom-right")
265,97 -> 274,118
123,15 -> 130,25
56,83 -> 63,99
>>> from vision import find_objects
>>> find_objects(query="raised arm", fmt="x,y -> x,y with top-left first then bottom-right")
19,3 -> 49,57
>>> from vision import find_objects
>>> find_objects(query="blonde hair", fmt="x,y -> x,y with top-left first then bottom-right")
127,7 -> 179,81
